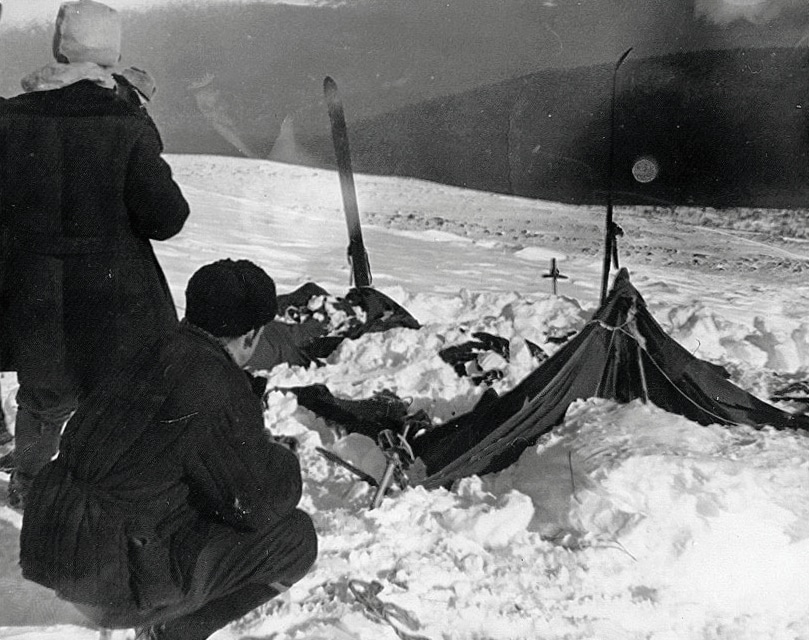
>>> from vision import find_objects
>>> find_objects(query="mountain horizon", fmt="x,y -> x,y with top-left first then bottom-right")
1,1 -> 808,208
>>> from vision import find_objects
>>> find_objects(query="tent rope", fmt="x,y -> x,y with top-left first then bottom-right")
636,346 -> 740,426
608,328 -> 739,426
589,303 -> 733,424
592,299 -> 639,334
348,579 -> 432,640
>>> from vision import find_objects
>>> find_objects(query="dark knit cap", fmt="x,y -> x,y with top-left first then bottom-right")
185,259 -> 278,338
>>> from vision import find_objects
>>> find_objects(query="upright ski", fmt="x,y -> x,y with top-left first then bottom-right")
323,76 -> 373,289
599,47 -> 633,305
0,1 -> 10,449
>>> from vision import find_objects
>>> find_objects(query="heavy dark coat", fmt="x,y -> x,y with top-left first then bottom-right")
20,323 -> 303,610
0,81 -> 189,388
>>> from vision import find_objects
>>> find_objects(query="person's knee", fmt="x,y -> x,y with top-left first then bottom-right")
284,509 -> 318,585
297,510 -> 318,570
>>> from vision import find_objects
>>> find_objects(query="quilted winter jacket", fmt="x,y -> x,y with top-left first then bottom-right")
19,323 -> 303,609
0,80 -> 189,386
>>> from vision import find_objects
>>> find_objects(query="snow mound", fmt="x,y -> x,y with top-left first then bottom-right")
491,398 -> 809,632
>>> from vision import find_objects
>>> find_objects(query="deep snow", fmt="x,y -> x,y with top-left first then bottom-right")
2,155 -> 809,639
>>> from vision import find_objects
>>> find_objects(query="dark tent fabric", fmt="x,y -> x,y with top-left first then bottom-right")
283,384 -> 411,440
249,283 -> 420,371
343,287 -> 421,337
283,384 -> 434,451
416,269 -> 809,490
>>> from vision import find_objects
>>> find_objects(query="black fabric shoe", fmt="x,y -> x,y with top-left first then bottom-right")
0,404 -> 12,446
0,449 -> 15,473
7,470 -> 32,512
7,486 -> 24,512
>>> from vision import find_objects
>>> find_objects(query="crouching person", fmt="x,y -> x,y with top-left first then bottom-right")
19,259 -> 318,640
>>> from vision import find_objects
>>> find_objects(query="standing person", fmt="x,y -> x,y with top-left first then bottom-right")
0,181 -> 10,448
20,259 -> 318,640
0,0 -> 190,508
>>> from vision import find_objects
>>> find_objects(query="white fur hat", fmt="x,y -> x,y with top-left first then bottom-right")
52,1 -> 122,67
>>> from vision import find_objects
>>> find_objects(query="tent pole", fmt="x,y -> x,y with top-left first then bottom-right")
627,300 -> 649,403
599,47 -> 633,305
637,344 -> 649,404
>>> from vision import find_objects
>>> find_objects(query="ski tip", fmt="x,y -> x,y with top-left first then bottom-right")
323,76 -> 336,91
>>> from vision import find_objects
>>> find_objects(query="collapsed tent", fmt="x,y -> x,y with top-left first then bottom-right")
413,269 -> 809,489
283,332 -> 546,443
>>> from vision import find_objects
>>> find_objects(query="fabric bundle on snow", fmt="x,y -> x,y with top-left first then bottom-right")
439,330 -> 547,385
416,269 -> 809,489
248,283 -> 420,371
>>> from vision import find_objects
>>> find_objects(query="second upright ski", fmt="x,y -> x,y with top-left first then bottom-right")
323,76 -> 373,289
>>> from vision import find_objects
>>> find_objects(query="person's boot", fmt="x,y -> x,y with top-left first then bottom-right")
160,583 -> 281,640
7,470 -> 33,511
0,404 -> 12,446
13,408 -> 62,479
0,449 -> 15,472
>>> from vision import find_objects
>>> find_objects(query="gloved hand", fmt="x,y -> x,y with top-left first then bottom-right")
271,435 -> 299,454
244,370 -> 269,398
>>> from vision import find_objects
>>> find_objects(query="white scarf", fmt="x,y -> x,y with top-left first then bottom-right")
21,61 -> 117,94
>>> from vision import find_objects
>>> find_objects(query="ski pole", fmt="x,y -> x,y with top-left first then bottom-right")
542,257 -> 568,295
370,424 -> 413,509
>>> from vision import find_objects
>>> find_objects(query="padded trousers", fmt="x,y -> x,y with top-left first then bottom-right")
75,508 -> 318,640
13,382 -> 77,480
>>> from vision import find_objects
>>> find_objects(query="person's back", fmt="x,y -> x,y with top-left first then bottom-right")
20,260 -> 317,640
0,79 -> 187,385
0,0 -> 190,508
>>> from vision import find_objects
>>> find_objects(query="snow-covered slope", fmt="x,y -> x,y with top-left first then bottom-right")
2,155 -> 809,639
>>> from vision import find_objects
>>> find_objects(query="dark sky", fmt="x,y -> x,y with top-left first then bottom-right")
3,1 -> 807,90
516,0 -> 809,67
1,0 -> 807,207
